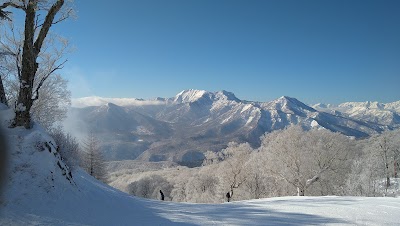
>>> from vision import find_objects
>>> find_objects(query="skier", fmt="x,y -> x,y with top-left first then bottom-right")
226,192 -> 231,202
160,190 -> 165,201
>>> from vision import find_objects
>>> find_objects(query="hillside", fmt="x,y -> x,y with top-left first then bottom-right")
2,105 -> 400,225
68,90 -> 391,165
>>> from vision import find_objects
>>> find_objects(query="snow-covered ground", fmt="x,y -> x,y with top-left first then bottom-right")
2,172 -> 400,226
1,106 -> 400,225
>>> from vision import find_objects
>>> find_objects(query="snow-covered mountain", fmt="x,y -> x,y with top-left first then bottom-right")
313,100 -> 400,127
69,90 -> 391,165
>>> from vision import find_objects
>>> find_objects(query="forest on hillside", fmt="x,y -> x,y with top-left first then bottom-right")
106,126 -> 400,203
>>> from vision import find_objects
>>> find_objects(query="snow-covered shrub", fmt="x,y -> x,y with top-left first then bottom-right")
184,172 -> 219,203
49,127 -> 80,170
127,175 -> 173,200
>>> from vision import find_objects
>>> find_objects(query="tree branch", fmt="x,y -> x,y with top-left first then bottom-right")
32,59 -> 66,101
52,8 -> 72,25
0,9 -> 11,20
15,47 -> 21,81
0,1 -> 26,20
0,1 -> 25,11
33,0 -> 64,57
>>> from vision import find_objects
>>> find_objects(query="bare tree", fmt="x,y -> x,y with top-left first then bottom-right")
82,133 -> 107,182
0,0 -> 72,128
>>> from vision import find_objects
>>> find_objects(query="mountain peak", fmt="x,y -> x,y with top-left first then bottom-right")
174,89 -> 241,104
275,96 -> 299,105
97,102 -> 125,114
174,89 -> 209,103
216,90 -> 240,102
106,102 -> 119,107
263,96 -> 316,115
277,96 -> 298,102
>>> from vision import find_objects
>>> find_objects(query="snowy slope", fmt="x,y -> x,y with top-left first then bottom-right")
1,107 -> 400,225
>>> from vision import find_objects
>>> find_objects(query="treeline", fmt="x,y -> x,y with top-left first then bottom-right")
125,126 -> 400,203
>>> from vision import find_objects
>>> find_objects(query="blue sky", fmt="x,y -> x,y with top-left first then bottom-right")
53,0 -> 399,104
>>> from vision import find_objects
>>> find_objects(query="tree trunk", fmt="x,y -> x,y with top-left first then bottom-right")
10,1 -> 36,128
384,156 -> 390,188
13,80 -> 35,128
297,187 -> 305,196
0,76 -> 7,106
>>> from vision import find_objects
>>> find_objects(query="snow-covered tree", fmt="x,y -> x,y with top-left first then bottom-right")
50,126 -> 80,169
29,74 -> 70,130
183,168 -> 219,203
0,0 -> 73,128
0,20 -> 71,130
0,75 -> 6,106
82,133 -> 107,182
206,142 -> 252,201
259,126 -> 354,196
346,129 -> 400,196
128,175 -> 173,200
242,153 -> 282,199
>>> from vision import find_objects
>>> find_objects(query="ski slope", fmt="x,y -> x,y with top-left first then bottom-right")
2,170 -> 400,226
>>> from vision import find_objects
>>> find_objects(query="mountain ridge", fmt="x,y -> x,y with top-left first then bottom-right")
67,90 -> 397,165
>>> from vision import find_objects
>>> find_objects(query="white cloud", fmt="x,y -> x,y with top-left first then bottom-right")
71,96 -> 166,108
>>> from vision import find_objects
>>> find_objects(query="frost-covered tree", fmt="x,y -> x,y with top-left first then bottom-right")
128,175 -> 173,200
50,126 -> 80,169
0,17 -> 10,106
0,0 -> 73,128
346,151 -> 382,196
0,18 -> 71,130
259,126 -> 354,196
242,153 -> 282,199
184,168 -> 219,203
29,74 -> 70,129
347,129 -> 400,196
205,142 -> 252,201
82,133 -> 107,182
0,64 -> 7,106
373,130 -> 400,185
